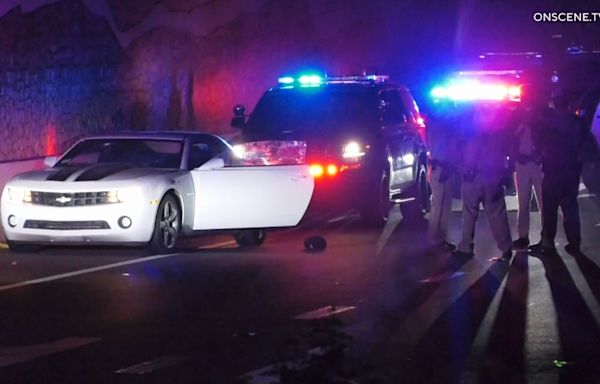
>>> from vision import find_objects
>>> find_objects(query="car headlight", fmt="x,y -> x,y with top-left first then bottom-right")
342,141 -> 366,160
6,187 -> 32,204
106,189 -> 138,203
232,144 -> 246,159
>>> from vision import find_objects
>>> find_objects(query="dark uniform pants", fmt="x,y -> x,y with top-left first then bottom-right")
428,166 -> 453,244
514,161 -> 543,239
541,174 -> 581,248
458,174 -> 512,254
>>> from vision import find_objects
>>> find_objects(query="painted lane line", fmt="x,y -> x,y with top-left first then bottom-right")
326,211 -> 355,224
115,355 -> 186,375
376,206 -> 402,256
0,337 -> 100,368
198,240 -> 237,249
0,242 -> 8,249
294,305 -> 356,320
0,253 -> 179,293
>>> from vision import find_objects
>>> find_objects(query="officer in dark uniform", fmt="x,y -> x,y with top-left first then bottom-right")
454,104 -> 513,260
511,98 -> 544,249
530,94 -> 587,255
427,102 -> 462,251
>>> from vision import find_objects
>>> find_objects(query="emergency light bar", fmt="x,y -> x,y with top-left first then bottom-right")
431,79 -> 522,102
456,70 -> 523,77
432,68 -> 524,103
278,74 -> 389,87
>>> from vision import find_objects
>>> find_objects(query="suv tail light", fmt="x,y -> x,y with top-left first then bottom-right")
309,163 -> 339,178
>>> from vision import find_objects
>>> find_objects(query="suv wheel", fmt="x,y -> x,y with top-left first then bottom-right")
360,169 -> 393,227
400,164 -> 429,220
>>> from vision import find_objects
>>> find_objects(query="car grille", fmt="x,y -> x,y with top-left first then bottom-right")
24,220 -> 111,230
30,191 -> 112,207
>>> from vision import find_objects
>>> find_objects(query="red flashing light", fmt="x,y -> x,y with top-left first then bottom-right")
45,123 -> 57,156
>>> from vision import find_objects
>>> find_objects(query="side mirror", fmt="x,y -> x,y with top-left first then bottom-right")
231,104 -> 246,129
44,156 -> 58,167
233,104 -> 245,117
196,157 -> 225,171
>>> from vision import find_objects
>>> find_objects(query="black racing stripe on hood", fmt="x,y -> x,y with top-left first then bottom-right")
75,164 -> 133,181
47,165 -> 87,181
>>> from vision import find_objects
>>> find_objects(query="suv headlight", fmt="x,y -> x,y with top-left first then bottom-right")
6,187 -> 32,204
342,141 -> 366,160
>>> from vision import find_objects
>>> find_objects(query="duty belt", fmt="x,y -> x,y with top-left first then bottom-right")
516,153 -> 541,165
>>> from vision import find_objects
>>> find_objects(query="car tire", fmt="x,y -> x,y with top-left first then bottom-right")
7,241 -> 40,253
234,229 -> 267,247
360,168 -> 393,227
146,193 -> 181,254
582,160 -> 600,194
400,164 -> 429,220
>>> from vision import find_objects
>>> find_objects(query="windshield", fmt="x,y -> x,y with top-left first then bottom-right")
245,87 -> 379,136
56,138 -> 184,169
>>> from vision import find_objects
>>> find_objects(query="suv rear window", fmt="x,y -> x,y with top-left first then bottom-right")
245,87 -> 379,137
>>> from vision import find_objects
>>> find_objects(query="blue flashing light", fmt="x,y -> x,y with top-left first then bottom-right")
298,74 -> 323,86
431,86 -> 447,99
278,76 -> 295,85
431,78 -> 521,103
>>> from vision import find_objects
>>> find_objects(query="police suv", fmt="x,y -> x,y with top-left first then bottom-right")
230,74 -> 430,225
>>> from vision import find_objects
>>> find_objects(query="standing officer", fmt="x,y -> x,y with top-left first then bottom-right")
530,94 -> 586,255
427,102 -> 462,251
511,98 -> 544,249
454,104 -> 513,260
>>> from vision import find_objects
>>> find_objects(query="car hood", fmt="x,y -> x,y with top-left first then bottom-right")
11,164 -> 179,183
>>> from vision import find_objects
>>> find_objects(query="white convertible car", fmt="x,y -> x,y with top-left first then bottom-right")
0,132 -> 314,253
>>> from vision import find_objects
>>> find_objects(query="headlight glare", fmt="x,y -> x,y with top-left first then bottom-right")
342,141 -> 366,159
106,189 -> 138,203
7,187 -> 31,204
116,189 -> 138,203
232,144 -> 245,159
107,190 -> 119,203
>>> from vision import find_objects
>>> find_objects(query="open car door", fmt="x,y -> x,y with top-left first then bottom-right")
191,164 -> 314,230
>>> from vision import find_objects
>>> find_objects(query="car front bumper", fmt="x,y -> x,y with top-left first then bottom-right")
1,201 -> 157,245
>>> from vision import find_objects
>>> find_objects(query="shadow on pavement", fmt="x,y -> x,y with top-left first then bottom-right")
533,250 -> 600,383
390,259 -> 510,384
478,251 -> 529,384
572,250 -> 600,312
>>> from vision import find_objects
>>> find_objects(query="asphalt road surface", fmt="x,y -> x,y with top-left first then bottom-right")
1,190 -> 599,384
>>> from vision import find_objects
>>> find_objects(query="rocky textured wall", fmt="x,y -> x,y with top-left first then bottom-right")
0,1 -> 120,161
